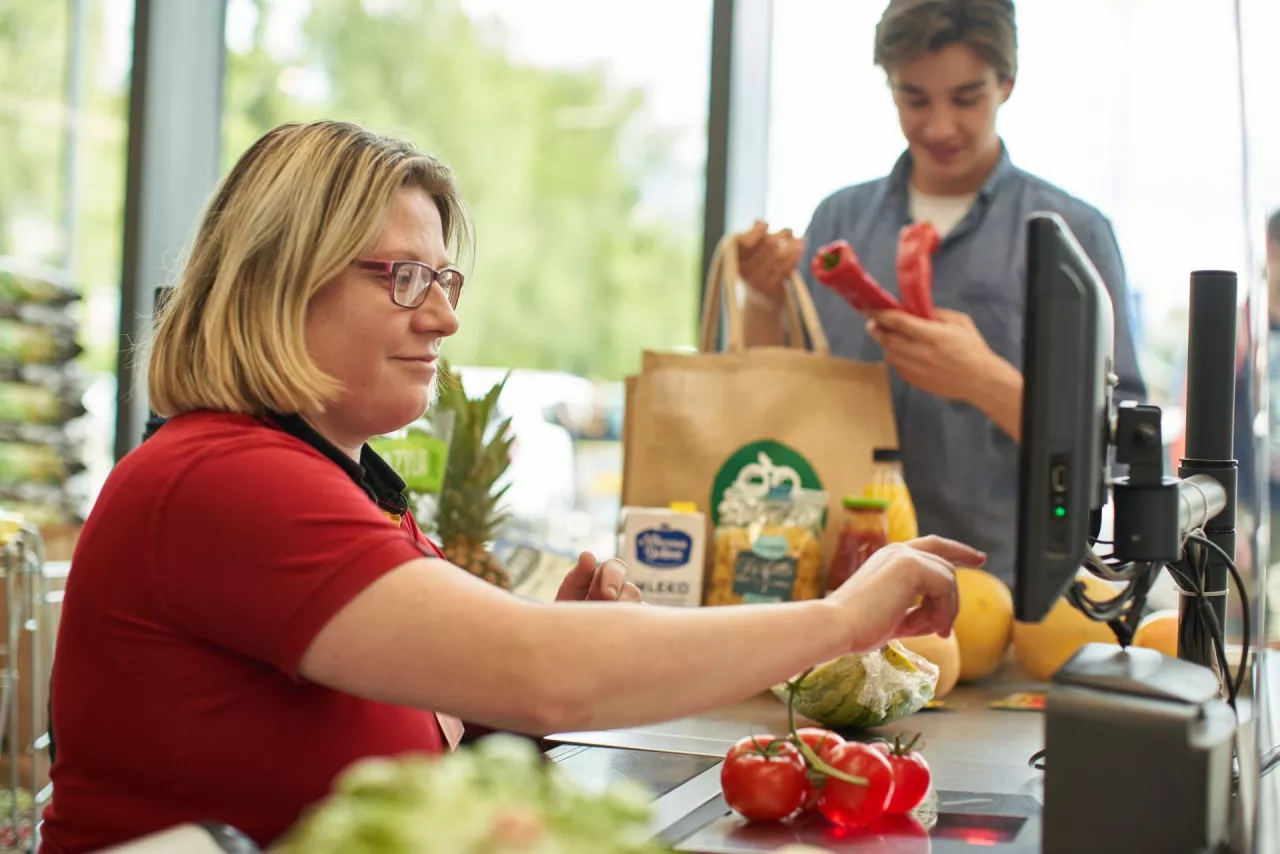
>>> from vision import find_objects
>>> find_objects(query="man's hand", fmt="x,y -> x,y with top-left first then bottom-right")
865,308 -> 995,400
867,308 -> 1024,441
555,552 -> 643,603
738,221 -> 804,306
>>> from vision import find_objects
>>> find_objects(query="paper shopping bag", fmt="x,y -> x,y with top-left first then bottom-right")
622,231 -> 899,604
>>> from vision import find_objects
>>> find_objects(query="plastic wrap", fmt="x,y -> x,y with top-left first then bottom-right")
773,641 -> 940,730
707,485 -> 827,605
273,734 -> 665,854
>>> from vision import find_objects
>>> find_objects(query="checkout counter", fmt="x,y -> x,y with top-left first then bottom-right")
89,647 -> 1278,854
542,652 -> 1279,853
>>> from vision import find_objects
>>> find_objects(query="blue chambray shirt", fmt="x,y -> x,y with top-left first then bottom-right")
799,146 -> 1147,585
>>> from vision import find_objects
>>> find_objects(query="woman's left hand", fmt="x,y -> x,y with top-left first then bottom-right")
556,552 -> 644,602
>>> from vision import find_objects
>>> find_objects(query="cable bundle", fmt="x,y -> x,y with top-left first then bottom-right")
1077,531 -> 1251,707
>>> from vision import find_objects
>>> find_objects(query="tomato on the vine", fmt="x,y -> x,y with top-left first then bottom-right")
817,742 -> 894,828
793,728 -> 845,764
790,728 -> 846,810
721,735 -> 809,822
872,736 -> 932,814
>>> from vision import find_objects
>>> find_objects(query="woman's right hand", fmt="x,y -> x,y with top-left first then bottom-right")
825,536 -> 983,653
738,220 -> 805,307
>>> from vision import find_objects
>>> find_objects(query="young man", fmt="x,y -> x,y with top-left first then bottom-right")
739,0 -> 1146,587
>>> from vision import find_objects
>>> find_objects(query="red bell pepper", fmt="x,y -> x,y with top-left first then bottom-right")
896,222 -> 940,320
812,240 -> 903,314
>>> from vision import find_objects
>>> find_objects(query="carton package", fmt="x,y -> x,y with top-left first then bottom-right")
617,504 -> 706,607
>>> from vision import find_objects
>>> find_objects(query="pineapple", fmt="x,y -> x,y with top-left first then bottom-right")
432,360 -> 515,590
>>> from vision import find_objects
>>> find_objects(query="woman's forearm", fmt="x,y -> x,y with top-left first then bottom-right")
518,597 -> 848,734
300,560 -> 850,737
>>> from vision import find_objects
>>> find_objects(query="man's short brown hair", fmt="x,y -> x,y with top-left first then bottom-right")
874,0 -> 1018,82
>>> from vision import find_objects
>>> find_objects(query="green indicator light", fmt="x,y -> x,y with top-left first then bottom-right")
1054,507 -> 1066,518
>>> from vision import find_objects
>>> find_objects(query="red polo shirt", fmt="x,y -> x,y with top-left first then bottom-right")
40,411 -> 448,853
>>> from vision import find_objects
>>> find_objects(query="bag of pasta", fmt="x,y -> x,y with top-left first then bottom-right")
707,483 -> 827,605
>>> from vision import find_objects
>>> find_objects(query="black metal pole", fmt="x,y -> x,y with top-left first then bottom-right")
1176,269 -> 1238,667
700,0 -> 733,325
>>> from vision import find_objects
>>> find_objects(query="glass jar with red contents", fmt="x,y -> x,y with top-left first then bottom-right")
826,497 -> 890,594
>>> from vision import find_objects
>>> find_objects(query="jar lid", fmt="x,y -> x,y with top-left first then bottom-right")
842,496 -> 889,511
873,448 -> 902,463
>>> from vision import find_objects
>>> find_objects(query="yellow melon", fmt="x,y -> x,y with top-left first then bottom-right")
1133,609 -> 1179,658
897,632 -> 961,698
1012,572 -> 1122,682
953,569 -> 1014,682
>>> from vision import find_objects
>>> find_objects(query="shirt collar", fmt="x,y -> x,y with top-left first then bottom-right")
884,140 -> 1016,210
267,413 -> 410,517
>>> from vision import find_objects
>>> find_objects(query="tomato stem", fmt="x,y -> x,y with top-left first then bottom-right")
746,734 -> 791,759
786,670 -> 868,788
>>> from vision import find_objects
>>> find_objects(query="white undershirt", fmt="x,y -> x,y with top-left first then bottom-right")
908,187 -> 977,238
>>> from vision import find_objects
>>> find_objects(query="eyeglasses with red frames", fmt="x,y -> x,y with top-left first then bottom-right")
351,259 -> 465,310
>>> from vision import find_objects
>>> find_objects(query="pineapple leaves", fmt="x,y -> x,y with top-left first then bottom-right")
431,358 -> 516,552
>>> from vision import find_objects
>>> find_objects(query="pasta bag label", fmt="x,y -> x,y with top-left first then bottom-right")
706,444 -> 828,607
732,534 -> 797,602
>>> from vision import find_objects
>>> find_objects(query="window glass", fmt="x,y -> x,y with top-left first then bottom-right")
223,0 -> 713,556
0,0 -> 134,558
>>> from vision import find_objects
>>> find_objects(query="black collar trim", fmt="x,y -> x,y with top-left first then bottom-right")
266,413 -> 410,517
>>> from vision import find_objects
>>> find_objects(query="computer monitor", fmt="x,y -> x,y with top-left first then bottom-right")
1015,212 -> 1115,622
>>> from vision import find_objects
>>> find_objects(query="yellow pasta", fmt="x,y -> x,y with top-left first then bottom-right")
704,522 -> 824,606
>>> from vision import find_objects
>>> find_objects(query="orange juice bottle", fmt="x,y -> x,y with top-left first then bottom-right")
864,448 -> 918,542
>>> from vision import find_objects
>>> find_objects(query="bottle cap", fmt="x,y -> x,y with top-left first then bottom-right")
842,496 -> 889,511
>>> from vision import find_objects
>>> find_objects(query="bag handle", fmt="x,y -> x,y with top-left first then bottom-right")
698,230 -> 832,356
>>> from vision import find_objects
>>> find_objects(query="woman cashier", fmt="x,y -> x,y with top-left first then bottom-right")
739,0 -> 1146,587
40,120 -> 982,853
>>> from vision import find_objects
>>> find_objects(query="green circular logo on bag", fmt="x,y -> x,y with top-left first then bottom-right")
710,440 -> 824,527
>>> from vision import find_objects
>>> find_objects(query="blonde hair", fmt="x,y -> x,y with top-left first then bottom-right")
146,120 -> 471,417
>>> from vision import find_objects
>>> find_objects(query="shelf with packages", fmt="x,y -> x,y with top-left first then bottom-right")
0,258 -> 87,564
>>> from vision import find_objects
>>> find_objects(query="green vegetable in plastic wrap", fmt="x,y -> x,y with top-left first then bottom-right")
0,382 -> 85,424
0,319 -> 81,366
0,443 -> 69,484
272,734 -> 668,854
772,640 -> 939,730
